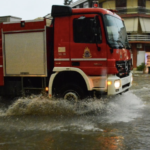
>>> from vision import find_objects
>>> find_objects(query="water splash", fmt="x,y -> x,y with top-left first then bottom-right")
103,92 -> 145,123
0,92 -> 145,134
0,91 -> 145,124
0,95 -> 106,116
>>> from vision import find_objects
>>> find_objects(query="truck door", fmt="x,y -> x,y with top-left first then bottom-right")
70,14 -> 107,76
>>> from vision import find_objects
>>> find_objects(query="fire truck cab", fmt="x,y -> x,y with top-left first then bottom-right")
48,5 -> 133,100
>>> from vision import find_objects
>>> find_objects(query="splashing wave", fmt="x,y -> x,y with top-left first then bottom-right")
0,95 -> 106,116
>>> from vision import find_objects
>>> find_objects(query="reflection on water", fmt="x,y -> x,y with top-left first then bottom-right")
95,135 -> 124,150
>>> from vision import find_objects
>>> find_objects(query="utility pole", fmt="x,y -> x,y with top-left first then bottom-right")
88,0 -> 94,7
64,0 -> 73,5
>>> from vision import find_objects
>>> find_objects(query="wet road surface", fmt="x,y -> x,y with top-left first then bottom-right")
0,74 -> 150,150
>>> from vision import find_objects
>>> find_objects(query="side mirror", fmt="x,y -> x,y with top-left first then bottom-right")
93,15 -> 99,28
93,15 -> 101,37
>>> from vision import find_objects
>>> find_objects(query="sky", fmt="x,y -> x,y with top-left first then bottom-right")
0,0 -> 70,20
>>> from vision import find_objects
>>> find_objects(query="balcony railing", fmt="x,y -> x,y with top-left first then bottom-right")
128,34 -> 150,41
116,6 -> 150,14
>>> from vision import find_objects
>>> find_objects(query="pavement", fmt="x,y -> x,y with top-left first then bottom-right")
133,73 -> 150,78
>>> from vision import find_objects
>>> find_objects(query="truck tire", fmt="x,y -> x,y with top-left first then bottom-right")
59,84 -> 85,102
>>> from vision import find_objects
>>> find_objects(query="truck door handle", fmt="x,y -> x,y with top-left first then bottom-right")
72,62 -> 80,66
97,47 -> 101,51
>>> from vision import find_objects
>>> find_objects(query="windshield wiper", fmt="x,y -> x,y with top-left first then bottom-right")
109,37 -> 125,48
125,42 -> 131,50
126,46 -> 131,50
116,40 -> 125,48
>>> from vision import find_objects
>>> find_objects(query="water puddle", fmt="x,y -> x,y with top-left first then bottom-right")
130,87 -> 150,92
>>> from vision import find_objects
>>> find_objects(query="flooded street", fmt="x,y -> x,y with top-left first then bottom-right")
0,75 -> 150,150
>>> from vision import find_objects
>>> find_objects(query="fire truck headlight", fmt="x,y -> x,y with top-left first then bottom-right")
114,80 -> 121,89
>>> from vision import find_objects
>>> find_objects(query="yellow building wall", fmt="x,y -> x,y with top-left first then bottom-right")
102,1 -> 115,9
127,0 -> 138,14
146,0 -> 150,8
99,0 -> 106,3
138,19 -> 142,34
127,0 -> 138,8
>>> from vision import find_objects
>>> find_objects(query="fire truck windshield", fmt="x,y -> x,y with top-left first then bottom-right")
104,14 -> 130,49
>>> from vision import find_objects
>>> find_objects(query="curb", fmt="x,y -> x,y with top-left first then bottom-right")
133,73 -> 150,77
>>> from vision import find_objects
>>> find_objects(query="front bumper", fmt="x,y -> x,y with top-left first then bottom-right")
107,73 -> 132,95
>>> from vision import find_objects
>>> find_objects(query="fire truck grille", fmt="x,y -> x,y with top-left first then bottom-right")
116,59 -> 132,78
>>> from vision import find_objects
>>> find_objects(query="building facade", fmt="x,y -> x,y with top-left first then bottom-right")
70,0 -> 150,71
0,16 -> 21,23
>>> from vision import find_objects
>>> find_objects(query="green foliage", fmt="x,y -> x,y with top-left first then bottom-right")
137,63 -> 146,71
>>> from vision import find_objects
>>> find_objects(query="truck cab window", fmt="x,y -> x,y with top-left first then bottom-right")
73,17 -> 102,43
104,15 -> 129,49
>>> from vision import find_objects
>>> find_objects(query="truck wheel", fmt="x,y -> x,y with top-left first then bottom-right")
59,84 -> 85,102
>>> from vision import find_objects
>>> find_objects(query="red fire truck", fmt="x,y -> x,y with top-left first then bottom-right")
0,5 -> 132,100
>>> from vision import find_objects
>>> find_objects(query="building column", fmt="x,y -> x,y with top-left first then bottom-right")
131,43 -> 137,68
